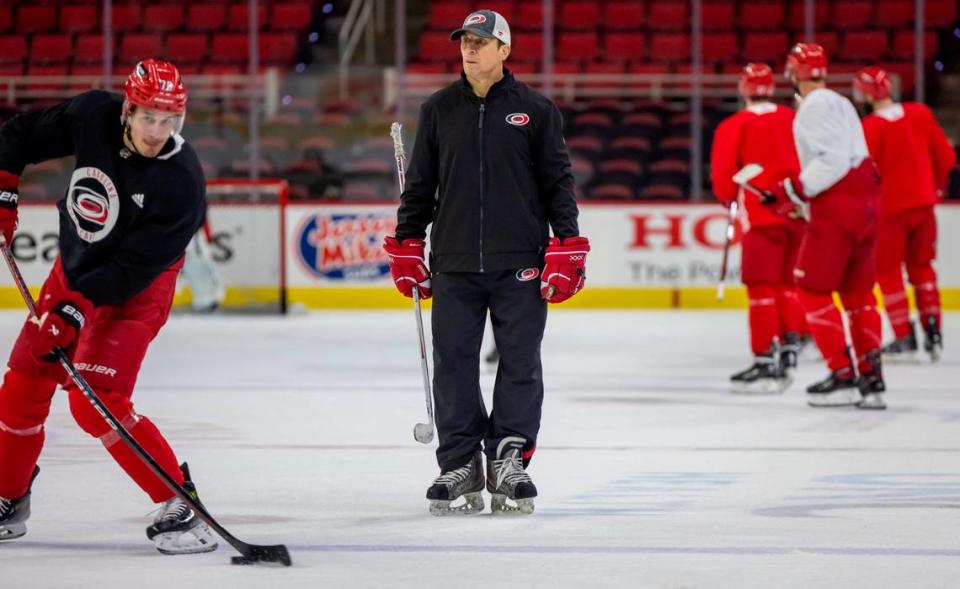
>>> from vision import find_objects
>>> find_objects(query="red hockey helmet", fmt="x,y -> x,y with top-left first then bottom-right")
124,59 -> 187,113
784,43 -> 828,81
853,66 -> 892,102
738,63 -> 775,98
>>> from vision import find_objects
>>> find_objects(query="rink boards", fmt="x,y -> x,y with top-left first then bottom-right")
3,201 -> 959,310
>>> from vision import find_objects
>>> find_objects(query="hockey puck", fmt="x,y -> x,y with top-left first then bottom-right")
231,556 -> 256,566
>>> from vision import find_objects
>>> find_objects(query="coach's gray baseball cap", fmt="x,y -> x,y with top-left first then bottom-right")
450,10 -> 511,46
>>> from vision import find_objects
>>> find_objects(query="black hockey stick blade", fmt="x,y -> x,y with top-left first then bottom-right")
231,543 -> 293,567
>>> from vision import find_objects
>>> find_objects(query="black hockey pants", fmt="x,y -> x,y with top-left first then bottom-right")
431,270 -> 547,471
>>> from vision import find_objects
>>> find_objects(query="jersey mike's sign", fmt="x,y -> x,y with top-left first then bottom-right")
5,202 -> 959,309
294,212 -> 395,280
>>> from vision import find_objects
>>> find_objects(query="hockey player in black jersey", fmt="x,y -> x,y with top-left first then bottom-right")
0,60 -> 217,554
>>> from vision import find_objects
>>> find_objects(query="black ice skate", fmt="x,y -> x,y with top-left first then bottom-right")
922,315 -> 942,363
146,463 -> 218,555
0,466 -> 39,542
781,332 -> 801,376
881,321 -> 919,364
426,451 -> 485,516
856,350 -> 886,410
806,364 -> 861,408
486,437 -> 537,515
730,353 -> 792,395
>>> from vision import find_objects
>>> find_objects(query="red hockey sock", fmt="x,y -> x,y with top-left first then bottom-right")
840,290 -> 882,374
103,417 -> 185,503
747,285 -> 780,354
778,287 -> 809,335
67,385 -> 184,503
798,288 -> 851,371
0,371 -> 57,498
878,267 -> 911,338
910,266 -> 941,330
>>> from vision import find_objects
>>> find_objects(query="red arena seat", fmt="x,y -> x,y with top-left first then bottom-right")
144,4 -> 185,33
31,34 -> 73,65
59,4 -> 99,34
16,6 -> 57,34
604,2 -> 645,31
186,4 -> 227,32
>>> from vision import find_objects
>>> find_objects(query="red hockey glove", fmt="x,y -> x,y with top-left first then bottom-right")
29,296 -> 92,361
762,175 -> 808,220
383,236 -> 432,299
0,170 -> 20,245
541,236 -> 590,304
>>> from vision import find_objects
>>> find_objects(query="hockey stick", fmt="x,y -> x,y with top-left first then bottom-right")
390,122 -> 436,444
732,163 -> 769,200
716,199 -> 738,302
0,240 -> 291,567
716,164 -> 767,300
733,163 -> 809,221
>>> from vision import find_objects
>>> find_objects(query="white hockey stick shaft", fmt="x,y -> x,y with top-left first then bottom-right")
391,122 -> 435,444
717,200 -> 738,301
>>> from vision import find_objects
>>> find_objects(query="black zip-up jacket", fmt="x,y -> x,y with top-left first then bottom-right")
395,69 -> 579,273
0,90 -> 205,306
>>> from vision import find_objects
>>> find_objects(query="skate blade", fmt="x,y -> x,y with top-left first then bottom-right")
881,351 -> 920,365
857,394 -> 887,410
490,494 -> 535,515
927,345 -> 942,363
0,523 -> 27,541
153,526 -> 220,555
806,389 -> 862,407
428,492 -> 484,516
731,377 -> 792,395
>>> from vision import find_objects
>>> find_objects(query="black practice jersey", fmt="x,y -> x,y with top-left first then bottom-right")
0,91 -> 205,306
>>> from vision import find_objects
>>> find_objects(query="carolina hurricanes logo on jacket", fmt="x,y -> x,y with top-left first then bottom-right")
506,113 -> 530,127
67,167 -> 120,243
516,268 -> 539,282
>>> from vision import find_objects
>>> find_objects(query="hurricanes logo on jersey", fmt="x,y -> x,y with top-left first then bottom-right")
67,167 -> 120,243
506,113 -> 530,127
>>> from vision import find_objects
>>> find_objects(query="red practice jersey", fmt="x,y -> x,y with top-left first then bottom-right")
710,103 -> 801,227
862,102 -> 956,215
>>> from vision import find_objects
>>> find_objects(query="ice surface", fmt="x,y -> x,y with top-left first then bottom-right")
0,309 -> 957,588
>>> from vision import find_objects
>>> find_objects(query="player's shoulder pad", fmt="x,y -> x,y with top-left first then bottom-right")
65,90 -> 122,117
714,111 -> 741,134
903,101 -> 934,119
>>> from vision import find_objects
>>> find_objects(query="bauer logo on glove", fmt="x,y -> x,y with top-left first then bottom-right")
540,236 -> 590,304
28,298 -> 91,361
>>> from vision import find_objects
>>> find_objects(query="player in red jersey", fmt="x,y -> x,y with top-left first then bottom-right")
711,63 -> 808,393
853,67 -> 956,362
0,60 -> 217,553
763,44 -> 886,409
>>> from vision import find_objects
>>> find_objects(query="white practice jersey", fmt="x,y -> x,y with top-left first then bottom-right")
793,87 -> 870,197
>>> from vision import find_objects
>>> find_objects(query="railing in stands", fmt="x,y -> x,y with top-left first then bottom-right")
0,72 -> 281,118
383,70 -> 902,106
339,0 -> 387,101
